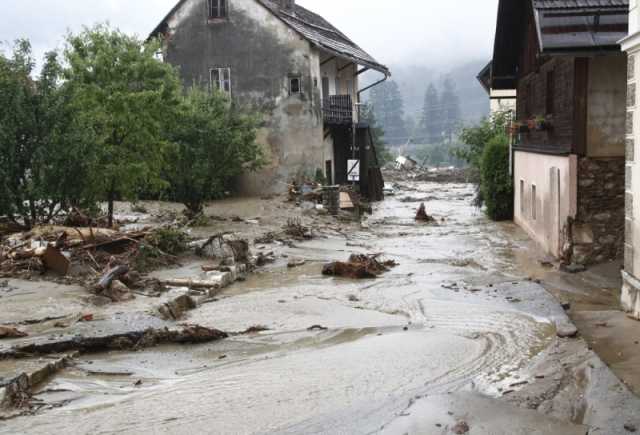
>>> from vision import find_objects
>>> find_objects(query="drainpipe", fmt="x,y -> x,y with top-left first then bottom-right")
356,71 -> 390,122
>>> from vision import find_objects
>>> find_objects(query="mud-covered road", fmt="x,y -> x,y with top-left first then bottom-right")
2,181 -> 639,434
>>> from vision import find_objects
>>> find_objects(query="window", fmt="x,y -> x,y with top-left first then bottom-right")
546,70 -> 555,115
531,184 -> 537,220
520,180 -> 525,214
210,67 -> 231,96
289,76 -> 301,95
335,77 -> 341,95
208,0 -> 227,19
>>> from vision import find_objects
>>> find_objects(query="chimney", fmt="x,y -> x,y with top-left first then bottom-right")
278,0 -> 295,10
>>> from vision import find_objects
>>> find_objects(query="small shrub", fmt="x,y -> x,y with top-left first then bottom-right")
480,135 -> 513,221
146,228 -> 189,255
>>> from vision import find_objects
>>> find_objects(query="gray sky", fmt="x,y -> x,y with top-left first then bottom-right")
0,0 -> 499,69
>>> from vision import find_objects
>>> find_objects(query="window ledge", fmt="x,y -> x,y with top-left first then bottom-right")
207,18 -> 228,24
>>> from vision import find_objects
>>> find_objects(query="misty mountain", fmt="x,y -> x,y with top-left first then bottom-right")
362,59 -> 490,128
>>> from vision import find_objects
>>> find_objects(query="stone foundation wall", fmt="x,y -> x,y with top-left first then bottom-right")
573,157 -> 625,264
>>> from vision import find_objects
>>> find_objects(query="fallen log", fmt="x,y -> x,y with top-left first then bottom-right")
1,326 -> 228,360
97,265 -> 130,290
159,278 -> 221,290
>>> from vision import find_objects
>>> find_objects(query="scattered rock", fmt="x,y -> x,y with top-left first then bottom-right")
0,326 -> 28,339
287,259 -> 306,268
102,279 -> 134,302
157,295 -> 197,320
242,325 -> 270,334
560,263 -> 586,274
452,421 -> 470,434
556,325 -> 579,338
307,325 -> 328,331
415,203 -> 435,222
561,301 -> 571,311
625,423 -> 637,433
322,254 -> 397,279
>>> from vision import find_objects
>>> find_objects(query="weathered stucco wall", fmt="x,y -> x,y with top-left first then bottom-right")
586,55 -> 627,158
163,0 -> 330,195
514,151 -> 577,258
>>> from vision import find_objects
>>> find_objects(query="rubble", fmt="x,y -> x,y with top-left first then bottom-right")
322,254 -> 397,279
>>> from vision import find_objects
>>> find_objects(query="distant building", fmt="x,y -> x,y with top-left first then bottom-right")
477,61 -> 516,116
150,0 -> 390,197
620,1 -> 640,319
491,0 -> 628,266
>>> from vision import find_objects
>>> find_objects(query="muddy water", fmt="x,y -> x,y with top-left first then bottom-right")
3,183 -> 572,435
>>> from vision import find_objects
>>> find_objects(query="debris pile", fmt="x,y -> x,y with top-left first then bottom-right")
322,254 -> 397,279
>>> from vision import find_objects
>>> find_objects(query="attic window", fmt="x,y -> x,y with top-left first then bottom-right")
289,76 -> 301,95
208,0 -> 228,19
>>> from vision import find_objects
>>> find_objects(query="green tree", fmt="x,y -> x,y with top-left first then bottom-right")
0,40 -> 93,228
420,83 -> 442,144
369,80 -> 407,146
360,103 -> 393,166
481,134 -> 513,221
64,25 -> 181,227
164,87 -> 264,216
456,111 -> 512,219
456,111 -> 510,170
441,76 -> 461,144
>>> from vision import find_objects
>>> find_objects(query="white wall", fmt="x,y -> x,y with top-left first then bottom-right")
514,151 -> 577,257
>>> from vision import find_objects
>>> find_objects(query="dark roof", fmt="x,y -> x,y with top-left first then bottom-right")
150,0 -> 389,76
476,61 -> 492,94
257,0 -> 389,75
491,0 -> 628,89
534,0 -> 628,52
533,0 -> 628,9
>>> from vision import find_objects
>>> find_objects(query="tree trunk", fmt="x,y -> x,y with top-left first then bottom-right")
107,189 -> 115,228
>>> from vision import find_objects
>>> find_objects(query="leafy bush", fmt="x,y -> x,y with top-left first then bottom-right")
480,135 -> 513,221
164,86 -> 264,215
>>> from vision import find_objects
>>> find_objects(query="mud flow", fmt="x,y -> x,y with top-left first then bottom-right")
1,182 -> 637,435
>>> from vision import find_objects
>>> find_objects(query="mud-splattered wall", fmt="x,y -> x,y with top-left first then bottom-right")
162,0 -> 330,195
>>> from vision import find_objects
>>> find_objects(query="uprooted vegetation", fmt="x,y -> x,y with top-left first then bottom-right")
322,254 -> 398,279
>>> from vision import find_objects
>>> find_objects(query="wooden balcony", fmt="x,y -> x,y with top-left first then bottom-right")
322,95 -> 354,125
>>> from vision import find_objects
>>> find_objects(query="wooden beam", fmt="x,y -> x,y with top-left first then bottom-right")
321,56 -> 336,66
338,62 -> 353,72
356,67 -> 370,76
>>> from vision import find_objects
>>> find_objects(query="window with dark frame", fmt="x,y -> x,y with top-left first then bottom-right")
210,67 -> 231,96
208,0 -> 228,19
289,76 -> 301,95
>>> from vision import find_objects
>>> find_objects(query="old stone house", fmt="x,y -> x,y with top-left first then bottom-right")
150,0 -> 390,196
490,0 -> 628,266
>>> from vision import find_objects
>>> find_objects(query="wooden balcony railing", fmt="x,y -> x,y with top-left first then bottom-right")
322,95 -> 354,125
